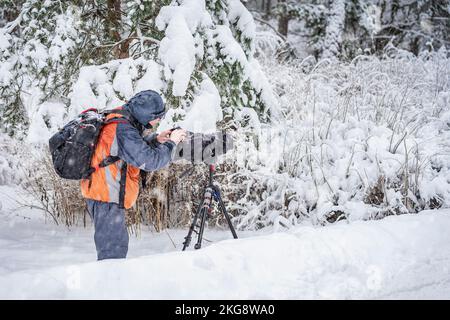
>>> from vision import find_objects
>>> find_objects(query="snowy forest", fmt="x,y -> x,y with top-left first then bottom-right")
0,0 -> 449,300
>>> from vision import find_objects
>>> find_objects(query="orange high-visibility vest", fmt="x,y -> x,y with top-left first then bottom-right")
80,112 -> 140,209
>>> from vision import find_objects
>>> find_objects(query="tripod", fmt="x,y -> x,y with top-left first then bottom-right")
182,164 -> 238,251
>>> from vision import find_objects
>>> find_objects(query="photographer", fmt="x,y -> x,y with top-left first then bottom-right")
80,90 -> 186,261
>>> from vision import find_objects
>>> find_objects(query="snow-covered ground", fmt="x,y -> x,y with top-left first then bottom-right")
1,185 -> 449,299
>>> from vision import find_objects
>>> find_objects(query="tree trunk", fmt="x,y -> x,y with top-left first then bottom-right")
107,0 -> 121,42
264,0 -> 272,19
107,0 -> 129,59
321,0 -> 346,60
277,0 -> 289,37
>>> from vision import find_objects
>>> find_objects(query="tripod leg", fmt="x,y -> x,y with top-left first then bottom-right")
182,193 -> 205,251
194,207 -> 208,250
215,189 -> 238,239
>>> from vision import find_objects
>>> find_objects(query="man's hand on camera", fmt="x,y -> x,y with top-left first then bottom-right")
156,129 -> 172,144
169,129 -> 187,145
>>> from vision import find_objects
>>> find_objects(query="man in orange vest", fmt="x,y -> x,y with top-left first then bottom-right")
81,90 -> 186,260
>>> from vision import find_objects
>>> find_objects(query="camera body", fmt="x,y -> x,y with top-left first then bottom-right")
171,129 -> 233,164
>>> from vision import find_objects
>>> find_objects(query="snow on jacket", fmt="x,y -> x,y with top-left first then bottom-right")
81,90 -> 175,209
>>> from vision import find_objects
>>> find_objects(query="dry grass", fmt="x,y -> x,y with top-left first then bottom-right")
129,162 -> 242,233
23,152 -> 87,227
23,150 -> 241,232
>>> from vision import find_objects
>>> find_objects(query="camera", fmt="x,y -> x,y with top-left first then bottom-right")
170,128 -> 233,164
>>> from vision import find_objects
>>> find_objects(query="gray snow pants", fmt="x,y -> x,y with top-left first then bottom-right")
86,199 -> 129,260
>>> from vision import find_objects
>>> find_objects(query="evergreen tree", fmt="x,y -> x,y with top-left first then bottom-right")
0,0 -> 273,137
204,0 -> 270,123
376,0 -> 449,55
248,0 -> 449,61
126,0 -> 171,59
0,0 -> 24,27
0,0 -> 90,136
320,0 -> 345,60
0,2 -> 93,134
340,0 -> 375,59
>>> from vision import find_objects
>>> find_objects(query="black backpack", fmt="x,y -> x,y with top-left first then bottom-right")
48,108 -> 135,180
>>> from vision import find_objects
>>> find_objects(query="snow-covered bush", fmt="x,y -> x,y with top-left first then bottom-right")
228,47 -> 450,229
0,1 -> 86,136
0,134 -> 24,185
0,152 -> 15,186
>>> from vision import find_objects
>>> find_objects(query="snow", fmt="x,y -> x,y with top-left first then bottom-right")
156,0 -> 212,97
214,25 -> 248,65
0,185 -> 449,299
27,101 -> 66,144
0,29 -> 11,53
112,61 -> 137,100
0,156 -> 13,186
0,135 -> 23,186
228,0 -> 256,50
154,0 -> 276,121
134,60 -> 165,94
68,66 -> 114,118
176,77 -> 222,133
48,11 -> 77,63
68,59 -> 154,120
67,57 -> 223,134
321,0 -> 345,60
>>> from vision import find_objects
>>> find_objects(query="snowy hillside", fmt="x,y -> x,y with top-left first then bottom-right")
1,185 -> 449,299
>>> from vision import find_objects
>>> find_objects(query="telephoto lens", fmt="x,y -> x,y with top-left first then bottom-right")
172,130 -> 233,164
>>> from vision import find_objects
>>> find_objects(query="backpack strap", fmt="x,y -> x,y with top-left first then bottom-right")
102,109 -> 142,130
140,170 -> 148,189
86,155 -> 121,187
97,155 -> 121,169
102,109 -> 131,117
119,162 -> 128,209
97,154 -> 127,209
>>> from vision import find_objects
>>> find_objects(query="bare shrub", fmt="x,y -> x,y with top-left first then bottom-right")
364,176 -> 385,206
23,151 -> 87,226
126,161 -> 244,233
